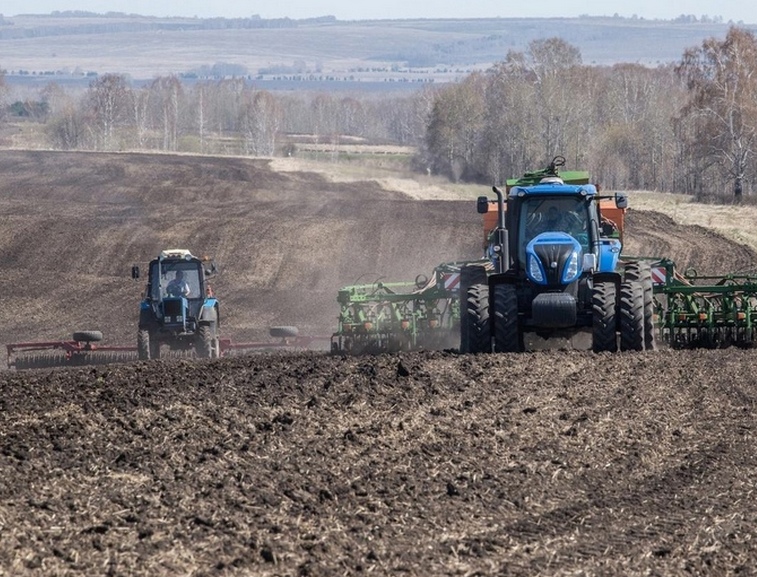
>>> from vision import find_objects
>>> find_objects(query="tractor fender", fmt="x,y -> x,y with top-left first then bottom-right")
592,271 -> 622,289
598,238 -> 622,273
198,300 -> 219,325
138,306 -> 157,329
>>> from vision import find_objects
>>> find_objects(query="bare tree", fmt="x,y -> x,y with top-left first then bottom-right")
131,87 -> 151,149
85,73 -> 132,150
149,76 -> 184,151
240,89 -> 280,156
425,72 -> 487,181
677,26 -> 757,200
0,69 -> 6,121
527,38 -> 585,160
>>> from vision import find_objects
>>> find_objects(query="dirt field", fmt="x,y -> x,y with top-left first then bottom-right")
2,150 -> 757,576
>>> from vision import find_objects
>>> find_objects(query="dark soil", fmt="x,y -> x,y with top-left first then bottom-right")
2,151 -> 757,576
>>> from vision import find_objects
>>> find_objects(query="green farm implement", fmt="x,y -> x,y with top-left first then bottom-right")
650,259 -> 757,348
330,260 -> 487,354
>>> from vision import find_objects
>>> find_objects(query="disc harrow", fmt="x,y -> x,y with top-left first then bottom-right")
6,327 -> 331,370
6,331 -> 138,370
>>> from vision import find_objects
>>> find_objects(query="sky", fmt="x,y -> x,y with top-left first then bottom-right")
1,0 -> 756,23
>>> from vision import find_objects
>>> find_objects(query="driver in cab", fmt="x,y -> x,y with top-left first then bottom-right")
166,270 -> 191,297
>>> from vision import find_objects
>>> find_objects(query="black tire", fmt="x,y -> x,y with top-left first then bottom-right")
462,283 -> 491,354
269,326 -> 299,338
196,323 -> 216,358
592,281 -> 618,353
492,284 -> 523,352
72,330 -> 103,343
620,280 -> 645,352
458,265 -> 489,353
624,262 -> 657,350
137,329 -> 150,360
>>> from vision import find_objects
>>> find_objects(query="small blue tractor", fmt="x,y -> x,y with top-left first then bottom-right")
460,156 -> 656,353
132,249 -> 220,360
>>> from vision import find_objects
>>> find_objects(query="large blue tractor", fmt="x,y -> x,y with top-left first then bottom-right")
132,249 -> 220,360
460,156 -> 655,353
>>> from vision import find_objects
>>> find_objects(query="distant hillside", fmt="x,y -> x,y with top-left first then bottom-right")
0,13 -> 752,87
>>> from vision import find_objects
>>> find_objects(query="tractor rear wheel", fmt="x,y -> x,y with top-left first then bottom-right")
493,284 -> 523,352
592,281 -> 618,352
197,323 -> 217,358
459,265 -> 489,353
462,283 -> 491,354
624,262 -> 656,350
620,280 -> 645,351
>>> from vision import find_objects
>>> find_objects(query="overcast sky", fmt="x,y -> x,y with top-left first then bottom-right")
1,1 -> 756,23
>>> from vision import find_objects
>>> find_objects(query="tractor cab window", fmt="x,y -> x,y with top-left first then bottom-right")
520,197 -> 590,260
149,262 -> 202,300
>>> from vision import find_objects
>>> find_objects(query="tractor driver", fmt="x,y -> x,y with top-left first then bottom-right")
166,270 -> 191,297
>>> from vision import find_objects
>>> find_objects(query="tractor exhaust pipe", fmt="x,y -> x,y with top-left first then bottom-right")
492,185 -> 509,274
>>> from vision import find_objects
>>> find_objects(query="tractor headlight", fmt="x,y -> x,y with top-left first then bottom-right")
562,251 -> 580,284
528,253 -> 546,284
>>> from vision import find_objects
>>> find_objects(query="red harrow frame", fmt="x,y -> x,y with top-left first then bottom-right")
6,328 -> 330,370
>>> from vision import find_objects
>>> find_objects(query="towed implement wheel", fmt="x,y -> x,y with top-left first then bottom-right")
462,283 -> 491,354
72,330 -> 103,343
492,284 -> 523,352
592,281 -> 618,353
270,326 -> 300,339
620,280 -> 645,351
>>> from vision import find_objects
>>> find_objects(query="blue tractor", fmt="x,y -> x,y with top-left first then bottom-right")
460,156 -> 655,353
132,249 -> 220,360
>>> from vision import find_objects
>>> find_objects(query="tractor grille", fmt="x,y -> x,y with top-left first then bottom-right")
534,243 -> 574,285
163,299 -> 184,318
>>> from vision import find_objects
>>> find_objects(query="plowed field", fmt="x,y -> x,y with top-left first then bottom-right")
1,150 -> 757,576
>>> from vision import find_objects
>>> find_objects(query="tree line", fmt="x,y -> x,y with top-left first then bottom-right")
2,25 -> 756,200
425,27 -> 757,201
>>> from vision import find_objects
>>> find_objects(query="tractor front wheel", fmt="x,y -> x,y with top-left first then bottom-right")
137,329 -> 150,360
461,283 -> 491,354
592,281 -> 618,353
620,280 -> 645,351
197,323 -> 217,358
492,284 -> 523,352
624,262 -> 656,350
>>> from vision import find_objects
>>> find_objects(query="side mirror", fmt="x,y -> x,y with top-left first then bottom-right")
477,196 -> 490,214
131,265 -> 140,279
615,192 -> 628,209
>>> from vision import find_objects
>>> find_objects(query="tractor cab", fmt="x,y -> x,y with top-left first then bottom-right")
504,181 -> 624,286
478,156 -> 627,285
